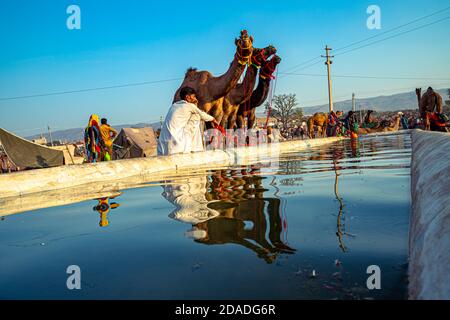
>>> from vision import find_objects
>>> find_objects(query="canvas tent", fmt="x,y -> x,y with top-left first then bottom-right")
113,127 -> 157,160
0,128 -> 64,169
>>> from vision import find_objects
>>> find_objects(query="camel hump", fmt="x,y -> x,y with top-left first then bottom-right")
185,67 -> 198,78
184,67 -> 212,81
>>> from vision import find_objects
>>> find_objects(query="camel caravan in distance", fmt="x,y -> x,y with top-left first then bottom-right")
415,87 -> 449,132
306,86 -> 449,139
172,30 -> 280,134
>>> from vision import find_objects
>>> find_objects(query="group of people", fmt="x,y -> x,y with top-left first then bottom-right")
326,110 -> 359,138
84,115 -> 118,163
279,123 -> 308,140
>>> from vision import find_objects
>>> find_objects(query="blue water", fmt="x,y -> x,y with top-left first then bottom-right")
0,134 -> 411,300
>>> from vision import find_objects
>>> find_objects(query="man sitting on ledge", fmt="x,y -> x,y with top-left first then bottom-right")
157,87 -> 219,156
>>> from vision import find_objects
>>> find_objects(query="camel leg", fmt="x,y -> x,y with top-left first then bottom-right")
227,114 -> 237,130
247,109 -> 256,130
308,127 -> 315,139
220,117 -> 227,130
236,113 -> 245,129
227,108 -> 239,130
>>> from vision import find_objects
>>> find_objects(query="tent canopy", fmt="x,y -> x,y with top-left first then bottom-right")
0,128 -> 64,169
113,127 -> 157,159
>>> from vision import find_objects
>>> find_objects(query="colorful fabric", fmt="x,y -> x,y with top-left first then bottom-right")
100,124 -> 118,157
84,114 -> 101,163
429,113 -> 447,127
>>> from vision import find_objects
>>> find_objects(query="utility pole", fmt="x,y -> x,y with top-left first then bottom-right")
47,125 -> 54,147
322,45 -> 334,112
359,105 -> 363,123
352,93 -> 356,112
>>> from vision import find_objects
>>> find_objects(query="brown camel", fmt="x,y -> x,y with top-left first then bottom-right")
358,115 -> 401,135
235,55 -> 282,129
173,30 -> 254,120
219,45 -> 277,129
307,113 -> 328,138
415,87 -> 446,132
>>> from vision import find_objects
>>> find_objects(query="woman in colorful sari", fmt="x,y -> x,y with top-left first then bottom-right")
327,111 -> 340,137
84,114 -> 102,163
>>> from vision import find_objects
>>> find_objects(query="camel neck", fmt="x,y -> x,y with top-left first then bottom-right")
248,76 -> 271,109
207,58 -> 246,101
229,64 -> 258,105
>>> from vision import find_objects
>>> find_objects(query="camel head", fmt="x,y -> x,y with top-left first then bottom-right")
260,55 -> 281,79
252,45 -> 277,67
234,30 -> 254,65
415,88 -> 422,98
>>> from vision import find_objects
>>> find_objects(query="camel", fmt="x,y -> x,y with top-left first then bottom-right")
219,45 -> 277,129
415,88 -> 447,132
235,55 -> 282,129
358,115 -> 401,135
307,113 -> 328,138
173,30 -> 254,120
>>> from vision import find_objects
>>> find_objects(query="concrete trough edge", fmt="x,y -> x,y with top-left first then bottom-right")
0,136 -> 344,199
409,129 -> 450,300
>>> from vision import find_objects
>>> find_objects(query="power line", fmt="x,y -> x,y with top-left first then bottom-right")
333,6 -> 450,53
279,72 -> 450,81
280,55 -> 322,74
0,77 -> 183,102
279,15 -> 450,76
334,16 -> 450,57
282,6 -> 450,74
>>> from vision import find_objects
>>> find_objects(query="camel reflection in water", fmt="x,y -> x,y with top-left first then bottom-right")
162,167 -> 296,264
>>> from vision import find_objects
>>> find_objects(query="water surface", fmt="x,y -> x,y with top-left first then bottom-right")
0,134 -> 411,300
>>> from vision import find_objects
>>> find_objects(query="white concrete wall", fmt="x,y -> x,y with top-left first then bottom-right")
0,137 -> 344,200
409,130 -> 450,300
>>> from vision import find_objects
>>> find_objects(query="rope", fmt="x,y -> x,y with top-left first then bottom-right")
264,66 -> 279,129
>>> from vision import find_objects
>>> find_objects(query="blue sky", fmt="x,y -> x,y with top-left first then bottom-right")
0,0 -> 449,135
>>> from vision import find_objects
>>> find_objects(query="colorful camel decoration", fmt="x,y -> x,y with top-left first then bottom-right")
235,55 -> 282,129
415,88 -> 447,132
219,45 -> 277,129
358,115 -> 401,135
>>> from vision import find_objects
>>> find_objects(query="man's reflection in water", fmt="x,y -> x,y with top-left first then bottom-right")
163,176 -> 220,225
93,194 -> 121,227
163,167 -> 296,264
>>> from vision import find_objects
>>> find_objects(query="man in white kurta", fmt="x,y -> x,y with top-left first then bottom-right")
157,87 -> 218,156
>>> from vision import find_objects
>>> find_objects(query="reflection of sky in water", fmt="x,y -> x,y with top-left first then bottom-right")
0,135 -> 411,300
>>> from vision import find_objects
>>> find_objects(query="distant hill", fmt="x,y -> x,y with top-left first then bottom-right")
301,88 -> 449,115
27,122 -> 161,143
